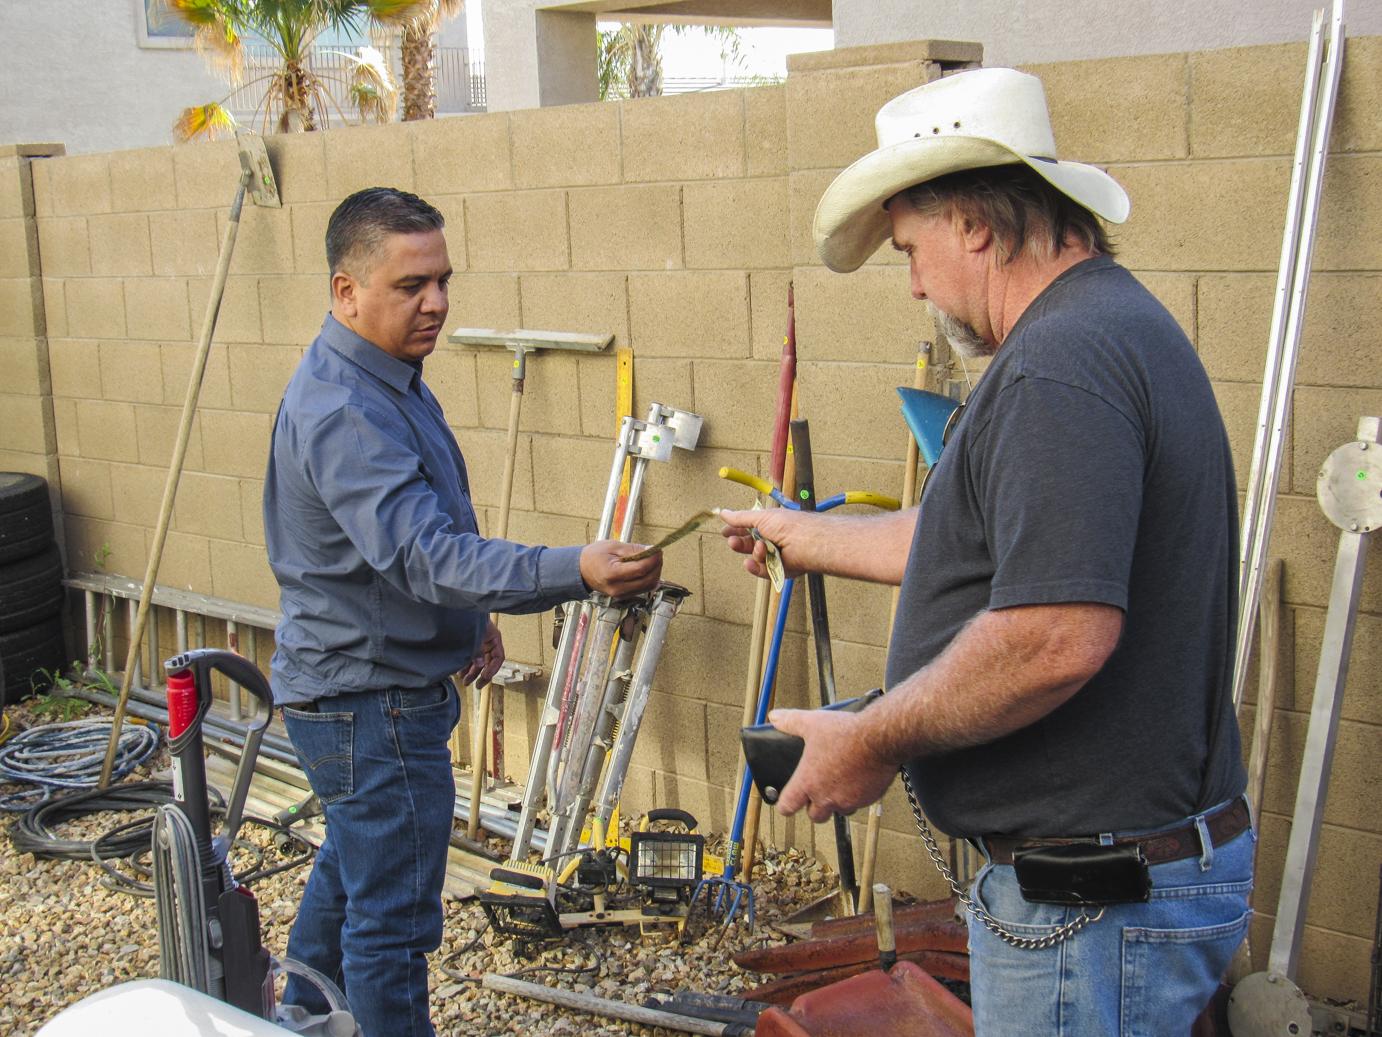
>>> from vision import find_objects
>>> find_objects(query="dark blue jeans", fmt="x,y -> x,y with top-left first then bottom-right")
280,683 -> 460,1037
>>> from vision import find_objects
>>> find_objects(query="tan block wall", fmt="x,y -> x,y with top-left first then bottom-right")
5,35 -> 1380,1005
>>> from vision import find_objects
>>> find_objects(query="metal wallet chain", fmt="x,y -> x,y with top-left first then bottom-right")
899,765 -> 1104,950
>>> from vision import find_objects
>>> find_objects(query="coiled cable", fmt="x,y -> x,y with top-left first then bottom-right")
153,804 -> 212,993
0,718 -> 161,811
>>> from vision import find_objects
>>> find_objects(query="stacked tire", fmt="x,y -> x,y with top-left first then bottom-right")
0,473 -> 67,705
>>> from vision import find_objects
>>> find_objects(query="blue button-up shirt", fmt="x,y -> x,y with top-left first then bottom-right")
264,315 -> 586,704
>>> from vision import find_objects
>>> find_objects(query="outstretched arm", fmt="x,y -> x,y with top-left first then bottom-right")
719,505 -> 919,585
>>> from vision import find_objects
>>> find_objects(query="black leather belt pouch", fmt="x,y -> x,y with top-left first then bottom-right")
740,689 -> 882,805
1012,842 -> 1152,906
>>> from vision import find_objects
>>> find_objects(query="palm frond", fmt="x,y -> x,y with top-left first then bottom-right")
336,45 -> 399,123
173,102 -> 239,142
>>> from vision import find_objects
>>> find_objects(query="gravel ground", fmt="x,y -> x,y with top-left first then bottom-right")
0,700 -> 842,1036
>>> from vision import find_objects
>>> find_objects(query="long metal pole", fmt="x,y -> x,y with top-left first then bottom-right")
97,168 -> 253,787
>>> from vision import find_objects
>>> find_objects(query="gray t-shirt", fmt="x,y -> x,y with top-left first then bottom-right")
886,256 -> 1245,838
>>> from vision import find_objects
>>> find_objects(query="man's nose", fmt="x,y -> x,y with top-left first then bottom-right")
421,283 -> 447,313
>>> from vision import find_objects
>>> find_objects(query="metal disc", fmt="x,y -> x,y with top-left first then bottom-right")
1317,438 -> 1382,533
1227,971 -> 1313,1036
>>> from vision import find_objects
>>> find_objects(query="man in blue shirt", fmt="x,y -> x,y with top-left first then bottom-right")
264,187 -> 661,1037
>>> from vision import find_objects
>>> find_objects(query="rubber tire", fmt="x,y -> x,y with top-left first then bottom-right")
1,615 -> 65,705
0,543 -> 64,634
0,473 -> 55,564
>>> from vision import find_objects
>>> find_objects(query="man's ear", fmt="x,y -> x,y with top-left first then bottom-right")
957,216 -> 992,255
331,271 -> 358,317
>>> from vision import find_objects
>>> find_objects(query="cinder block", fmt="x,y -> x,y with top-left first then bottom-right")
568,184 -> 681,271
258,275 -> 327,345
1334,34 -> 1382,154
124,278 -> 191,341
209,539 -> 278,610
453,428 -> 535,513
1293,606 -> 1381,726
794,265 -> 932,364
622,90 -> 745,183
161,342 -> 233,410
1111,158 -> 1290,272
290,202 -> 333,274
1292,385 -> 1382,495
691,359 -> 782,451
683,179 -> 788,270
1259,713 -> 1380,853
444,273 -> 521,332
262,133 -> 329,205
653,771 -> 735,837
44,153 -> 113,216
172,140 -> 238,212
787,169 -> 852,269
150,210 -> 219,277
134,405 -> 204,470
1024,53 -> 1188,163
64,278 -> 125,339
106,461 -> 166,527
239,479 -> 265,547
800,574 -> 892,652
222,203 -> 295,275
42,279 -> 66,337
749,270 -> 792,361
198,410 -> 272,478
0,218 -> 36,279
1272,496 -> 1382,614
227,343 -> 303,413
637,446 -> 761,529
786,61 -> 938,172
98,340 -> 165,404
511,101 -> 620,189
574,355 -> 693,439
171,471 -> 244,540
74,400 -> 139,462
51,398 -> 79,456
628,272 -> 748,360
796,360 -> 918,460
323,123 -> 416,199
189,274 -> 263,343
491,611 -> 541,670
422,347 -> 479,427
35,217 -> 90,277
29,159 -> 54,219
57,456 -> 114,520
155,530 -> 213,592
526,434 -> 611,520
88,214 -> 152,277
62,515 -> 147,581
0,394 -> 49,453
0,336 -> 44,394
700,534 -> 765,629
745,85 -> 787,178
411,112 -> 514,197
1189,43 -> 1302,159
0,278 -> 38,338
109,146 -> 176,213
809,454 -> 906,510
1315,155 -> 1382,271
624,519 -> 703,614
1213,380 -> 1271,492
518,271 -> 628,351
465,190 -> 568,273
866,824 -> 952,904
501,508 -> 590,553
1125,271 -> 1195,343
631,692 -> 709,781
474,349 -> 581,434
0,158 -> 29,221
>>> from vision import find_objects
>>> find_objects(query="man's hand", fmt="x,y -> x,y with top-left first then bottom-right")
719,507 -> 815,581
461,619 -> 505,688
769,708 -> 897,824
580,540 -> 663,597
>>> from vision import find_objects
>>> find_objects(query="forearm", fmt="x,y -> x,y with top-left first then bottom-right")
799,506 -> 918,584
860,603 -> 1123,762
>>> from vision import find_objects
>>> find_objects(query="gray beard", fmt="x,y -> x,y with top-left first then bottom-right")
931,304 -> 995,360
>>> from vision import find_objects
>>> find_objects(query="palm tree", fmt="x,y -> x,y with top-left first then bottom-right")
162,0 -> 435,140
398,0 -> 464,121
598,22 -> 745,101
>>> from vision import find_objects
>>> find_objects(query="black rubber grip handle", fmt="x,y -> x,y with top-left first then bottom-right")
646,807 -> 698,830
165,648 -> 273,713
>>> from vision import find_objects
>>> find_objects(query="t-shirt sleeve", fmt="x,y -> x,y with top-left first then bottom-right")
971,374 -> 1142,612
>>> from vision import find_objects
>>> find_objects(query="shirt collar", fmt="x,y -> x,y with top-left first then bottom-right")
319,313 -> 420,394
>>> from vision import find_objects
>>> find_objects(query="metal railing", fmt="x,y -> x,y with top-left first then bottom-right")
225,43 -> 486,125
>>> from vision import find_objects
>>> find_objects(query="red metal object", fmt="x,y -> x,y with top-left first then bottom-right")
746,950 -> 970,1006
754,960 -> 974,1037
166,668 -> 199,740
810,897 -> 957,939
735,919 -> 968,975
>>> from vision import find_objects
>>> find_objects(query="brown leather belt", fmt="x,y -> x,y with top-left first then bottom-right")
979,796 -> 1251,867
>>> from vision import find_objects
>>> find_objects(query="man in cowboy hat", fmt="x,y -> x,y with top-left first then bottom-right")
721,68 -> 1250,1032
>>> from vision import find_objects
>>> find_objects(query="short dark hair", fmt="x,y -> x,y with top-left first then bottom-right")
326,187 -> 445,279
893,165 -> 1114,263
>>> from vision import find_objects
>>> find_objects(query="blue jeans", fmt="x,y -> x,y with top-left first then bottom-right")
280,683 -> 460,1037
968,809 -> 1254,1036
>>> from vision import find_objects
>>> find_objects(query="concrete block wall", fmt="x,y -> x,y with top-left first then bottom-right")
2,34 -> 1379,1004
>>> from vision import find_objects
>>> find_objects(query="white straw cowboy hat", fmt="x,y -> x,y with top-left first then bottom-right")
813,67 -> 1131,273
